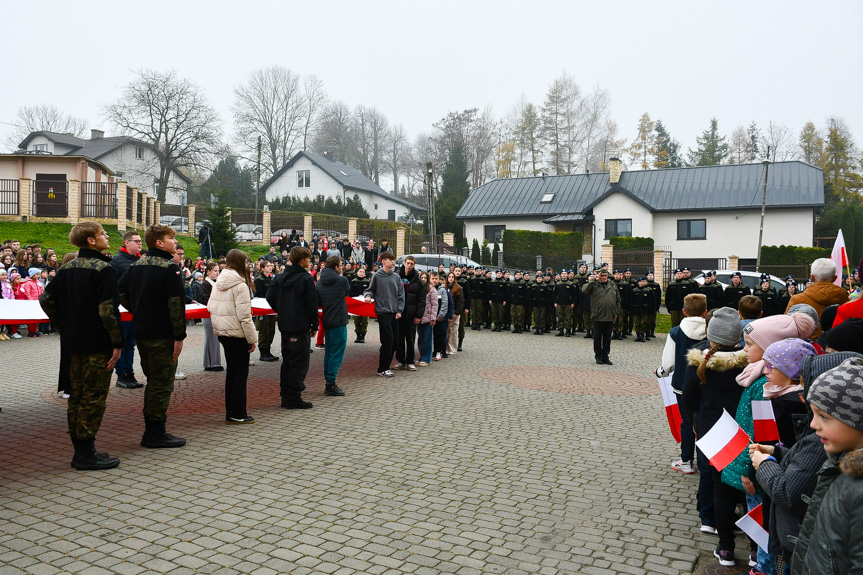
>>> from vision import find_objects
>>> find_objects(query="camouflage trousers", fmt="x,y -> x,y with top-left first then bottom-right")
670,310 -> 684,328
614,310 -> 628,332
68,351 -> 113,441
633,313 -> 649,334
471,299 -> 485,325
137,339 -> 178,423
533,307 -> 546,329
354,315 -> 368,336
458,311 -> 468,340
255,315 -> 276,352
491,302 -> 505,324
580,309 -> 591,329
648,312 -> 657,332
556,305 -> 573,329
546,306 -> 555,329
510,305 -> 525,329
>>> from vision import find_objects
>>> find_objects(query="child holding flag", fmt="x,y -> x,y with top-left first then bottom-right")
682,308 -> 749,567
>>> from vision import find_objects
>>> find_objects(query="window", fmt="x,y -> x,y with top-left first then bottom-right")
387,209 -> 396,221
33,144 -> 48,152
135,146 -> 144,159
604,219 -> 632,239
484,225 -> 506,243
297,170 -> 310,188
540,193 -> 554,203
677,219 -> 706,240
374,203 -> 378,210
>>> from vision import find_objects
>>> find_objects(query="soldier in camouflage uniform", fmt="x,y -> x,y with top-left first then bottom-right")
630,277 -> 656,342
119,224 -> 187,449
530,274 -> 551,335
612,270 -> 632,340
39,222 -> 124,470
488,269 -> 509,331
554,270 -> 575,337
573,264 -> 591,335
349,267 -> 370,342
644,271 -> 662,338
469,267 -> 487,329
508,271 -> 527,333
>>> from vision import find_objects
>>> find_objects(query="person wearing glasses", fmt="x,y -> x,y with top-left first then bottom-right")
109,231 -> 144,389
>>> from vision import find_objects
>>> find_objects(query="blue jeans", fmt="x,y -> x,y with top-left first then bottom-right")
679,397 -> 696,463
200,240 -> 212,260
115,321 -> 136,376
746,493 -> 776,574
323,325 -> 347,384
417,323 -> 433,363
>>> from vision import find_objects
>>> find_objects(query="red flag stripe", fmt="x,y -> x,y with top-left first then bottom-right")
708,427 -> 750,470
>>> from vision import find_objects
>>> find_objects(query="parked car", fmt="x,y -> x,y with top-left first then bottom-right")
235,224 -> 263,242
693,270 -> 787,292
395,253 -> 483,272
157,216 -> 205,235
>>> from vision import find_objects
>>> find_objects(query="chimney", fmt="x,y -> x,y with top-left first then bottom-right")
608,157 -> 622,184
91,129 -> 104,140
322,151 -> 334,162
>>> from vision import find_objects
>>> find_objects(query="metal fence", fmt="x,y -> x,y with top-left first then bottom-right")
80,182 -> 117,219
740,264 -> 809,282
663,256 -> 728,284
404,234 -> 453,255
612,248 -> 656,276
0,179 -> 19,215
504,252 -> 580,272
32,179 -> 68,217
270,212 -> 306,242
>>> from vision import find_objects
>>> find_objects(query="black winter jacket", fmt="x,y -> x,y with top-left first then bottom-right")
399,266 -> 426,320
267,265 -> 318,334
316,267 -> 350,330
109,248 -> 140,280
118,248 -> 187,341
681,344 -> 748,437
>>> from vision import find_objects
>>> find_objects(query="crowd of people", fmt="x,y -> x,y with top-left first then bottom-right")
654,257 -> 863,574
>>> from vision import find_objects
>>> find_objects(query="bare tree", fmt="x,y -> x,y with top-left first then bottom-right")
759,121 -> 796,162
301,74 -> 327,150
104,69 -> 221,203
232,66 -> 305,180
313,100 -> 355,163
4,104 -> 88,151
353,106 -> 391,185
728,125 -> 753,164
430,107 -> 496,188
384,123 -> 409,194
541,73 -> 581,175
507,96 -> 542,177
577,87 -> 611,172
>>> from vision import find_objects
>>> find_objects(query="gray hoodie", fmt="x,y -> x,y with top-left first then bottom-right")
364,267 -> 405,315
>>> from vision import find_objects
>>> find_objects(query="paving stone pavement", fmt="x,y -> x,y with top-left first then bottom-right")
0,326 -> 751,574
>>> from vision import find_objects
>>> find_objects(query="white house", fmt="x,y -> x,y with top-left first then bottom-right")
262,150 -> 425,220
17,130 -> 191,205
456,159 -> 824,267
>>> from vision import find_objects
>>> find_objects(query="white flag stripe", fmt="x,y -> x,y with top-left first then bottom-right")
696,411 -> 741,458
831,229 -> 847,287
736,514 -> 769,551
752,400 -> 776,420
657,376 -> 676,407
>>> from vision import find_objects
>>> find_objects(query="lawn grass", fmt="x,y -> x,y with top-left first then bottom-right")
655,313 -> 671,334
0,222 -> 268,262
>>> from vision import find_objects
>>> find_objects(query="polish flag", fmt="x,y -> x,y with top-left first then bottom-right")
831,229 -> 849,287
657,376 -> 682,443
752,400 -> 780,442
735,504 -> 770,551
696,410 -> 751,470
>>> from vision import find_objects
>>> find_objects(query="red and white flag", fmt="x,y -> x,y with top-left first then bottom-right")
752,400 -> 780,442
735,504 -> 770,551
657,376 -> 682,443
831,229 -> 849,287
696,410 -> 751,470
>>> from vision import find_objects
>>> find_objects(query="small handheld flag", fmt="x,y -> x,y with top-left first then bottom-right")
657,376 -> 683,443
735,504 -> 770,551
752,400 -> 780,442
696,410 -> 751,471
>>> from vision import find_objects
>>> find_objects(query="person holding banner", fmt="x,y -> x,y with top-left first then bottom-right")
682,307 -> 748,567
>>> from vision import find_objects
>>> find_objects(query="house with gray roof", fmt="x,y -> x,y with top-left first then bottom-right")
17,130 -> 191,205
456,159 -> 824,265
262,151 -> 425,221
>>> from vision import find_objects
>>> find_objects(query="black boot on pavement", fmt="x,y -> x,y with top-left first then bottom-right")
282,397 -> 313,409
555,329 -> 565,337
141,421 -> 186,448
71,438 -> 120,470
325,384 -> 346,397
116,374 -> 144,389
584,329 -> 593,339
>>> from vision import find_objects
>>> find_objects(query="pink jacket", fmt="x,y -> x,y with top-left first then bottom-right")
17,277 -> 43,300
421,286 -> 439,324
0,280 -> 13,300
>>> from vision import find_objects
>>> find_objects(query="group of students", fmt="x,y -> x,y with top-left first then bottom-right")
0,240 -> 66,339
655,258 -> 863,573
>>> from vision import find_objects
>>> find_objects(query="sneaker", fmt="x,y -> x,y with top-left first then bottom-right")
204,366 -> 224,372
249,359 -> 256,365
392,363 -> 406,370
226,416 -> 255,424
415,361 -> 429,367
714,549 -> 735,567
378,370 -> 395,378
11,333 -> 22,339
325,384 -> 346,397
61,393 -> 70,399
672,460 -> 696,474
406,364 -> 417,371
315,343 -> 325,349
749,551 -> 757,567
174,371 -> 186,380
700,524 -> 718,535
434,353 -> 442,361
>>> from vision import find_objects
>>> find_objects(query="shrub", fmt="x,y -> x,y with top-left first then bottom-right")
502,230 -> 583,259
609,236 -> 654,250
760,245 -> 831,266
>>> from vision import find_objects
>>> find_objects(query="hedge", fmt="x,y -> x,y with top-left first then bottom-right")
760,245 -> 831,266
502,230 -> 583,259
610,236 -> 654,250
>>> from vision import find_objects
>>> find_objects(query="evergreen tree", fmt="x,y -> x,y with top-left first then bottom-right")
653,120 -> 682,168
471,238 -> 481,262
824,118 -> 863,202
436,141 -> 472,246
687,118 -> 730,166
199,156 -> 256,208
798,122 -> 824,166
481,239 -> 491,265
628,112 -> 656,169
491,242 -> 501,267
208,192 -> 238,257
747,122 -> 761,161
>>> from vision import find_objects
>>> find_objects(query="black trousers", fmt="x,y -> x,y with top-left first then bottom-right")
279,331 -> 310,401
710,466 -> 747,552
433,320 -> 447,355
592,320 -> 613,359
376,313 -> 398,373
395,316 -> 417,366
218,336 -> 250,419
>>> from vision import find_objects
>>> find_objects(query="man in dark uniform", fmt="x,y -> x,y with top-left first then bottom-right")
723,271 -> 751,309
644,270 -> 662,339
482,267 -> 493,328
630,276 -> 655,342
508,271 -> 527,333
118,224 -> 187,449
488,269 -> 509,332
40,221 -> 124,470
573,264 -> 591,335
623,268 -> 638,335
698,270 -> 725,310
753,274 -> 779,316
543,272 -> 555,332
664,268 -> 689,328
470,267 -> 487,330
554,270 -> 575,336
349,267 -> 370,342
612,269 -> 632,340
530,273 -> 550,335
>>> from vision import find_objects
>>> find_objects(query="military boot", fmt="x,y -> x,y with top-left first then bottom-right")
71,438 -> 120,471
141,421 -> 186,449
555,329 -> 565,337
584,329 -> 593,339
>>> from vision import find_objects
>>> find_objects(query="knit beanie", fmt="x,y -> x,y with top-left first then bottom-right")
801,351 -> 863,401
786,303 -> 819,328
743,312 -> 816,350
808,357 -> 863,432
707,307 -> 742,347
762,338 -> 816,380
821,304 -> 840,333
822,318 -> 863,354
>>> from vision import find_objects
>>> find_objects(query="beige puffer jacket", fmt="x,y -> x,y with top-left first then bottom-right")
207,268 -> 257,344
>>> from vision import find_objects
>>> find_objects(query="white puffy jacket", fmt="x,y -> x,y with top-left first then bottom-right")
207,268 -> 257,344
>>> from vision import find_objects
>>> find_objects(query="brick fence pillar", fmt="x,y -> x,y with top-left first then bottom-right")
68,179 -> 81,225
262,210 -> 271,246
442,232 -> 455,252
654,249 -> 666,290
729,255 -> 739,272
117,181 -> 127,231
148,197 -> 155,226
19,178 -> 31,219
188,204 -> 196,236
601,244 -> 614,269
396,227 -> 406,258
154,201 -> 161,227
140,193 -> 148,227
348,218 -> 358,243
304,214 -> 313,241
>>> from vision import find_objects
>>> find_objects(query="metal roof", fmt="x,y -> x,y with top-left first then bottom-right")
262,150 -> 426,211
456,161 -> 824,219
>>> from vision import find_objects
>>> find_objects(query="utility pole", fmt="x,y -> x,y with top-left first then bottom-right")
755,150 -> 770,272
426,162 -> 437,253
254,136 -> 261,227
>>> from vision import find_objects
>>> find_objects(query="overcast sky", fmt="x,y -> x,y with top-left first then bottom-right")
3,0 -> 861,166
